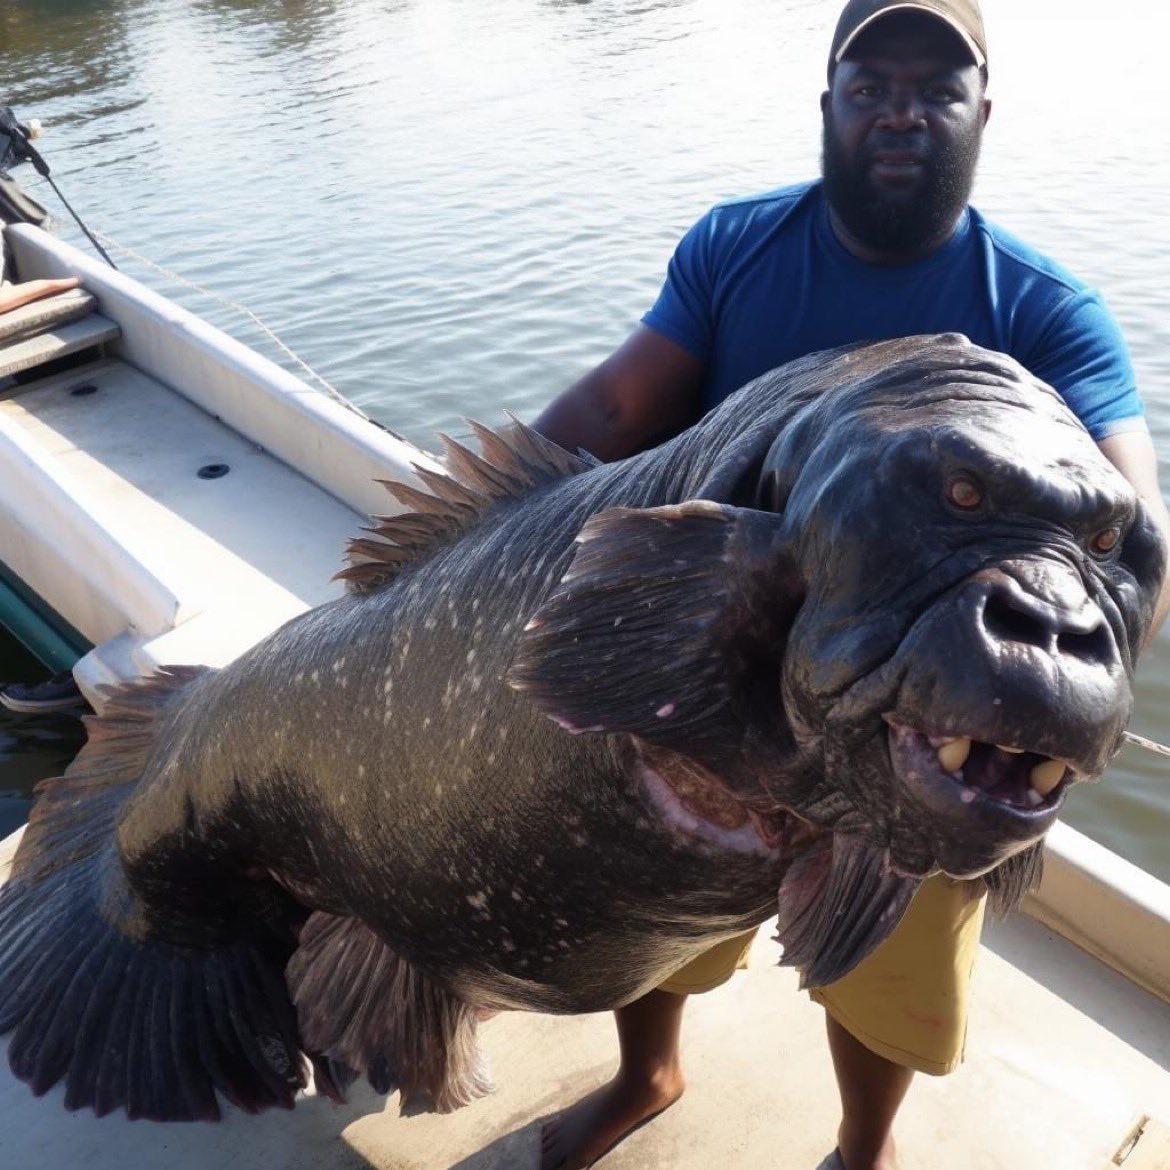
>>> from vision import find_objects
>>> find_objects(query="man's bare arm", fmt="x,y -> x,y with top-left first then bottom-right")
1097,429 -> 1170,637
532,325 -> 705,463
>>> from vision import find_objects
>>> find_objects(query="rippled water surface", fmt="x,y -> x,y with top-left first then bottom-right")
1,0 -> 1167,879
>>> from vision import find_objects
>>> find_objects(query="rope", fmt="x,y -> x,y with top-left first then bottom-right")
1123,731 -> 1170,759
43,173 -> 118,269
88,228 -> 371,421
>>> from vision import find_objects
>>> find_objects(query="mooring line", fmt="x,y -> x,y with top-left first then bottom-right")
1123,731 -> 1170,759
89,227 -> 370,421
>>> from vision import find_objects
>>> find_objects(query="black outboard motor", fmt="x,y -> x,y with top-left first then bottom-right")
0,106 -> 50,227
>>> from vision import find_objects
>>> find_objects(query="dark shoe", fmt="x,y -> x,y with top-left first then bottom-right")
0,671 -> 85,714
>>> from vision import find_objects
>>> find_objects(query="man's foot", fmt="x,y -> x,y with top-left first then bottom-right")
540,1066 -> 685,1170
0,671 -> 85,714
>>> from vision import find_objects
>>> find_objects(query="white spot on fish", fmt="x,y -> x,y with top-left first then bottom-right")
467,892 -> 488,910
960,789 -> 977,803
656,703 -> 676,718
467,649 -> 476,664
310,670 -> 319,684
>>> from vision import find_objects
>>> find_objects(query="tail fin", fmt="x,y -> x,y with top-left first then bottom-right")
0,668 -> 306,1121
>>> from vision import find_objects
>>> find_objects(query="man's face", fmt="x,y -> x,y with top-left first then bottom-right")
820,13 -> 991,258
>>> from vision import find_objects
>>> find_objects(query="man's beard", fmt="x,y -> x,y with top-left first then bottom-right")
821,110 -> 982,257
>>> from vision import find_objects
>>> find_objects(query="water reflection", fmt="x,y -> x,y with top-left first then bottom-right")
191,0 -> 355,54
0,712 -> 87,837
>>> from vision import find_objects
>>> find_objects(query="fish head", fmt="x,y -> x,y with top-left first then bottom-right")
765,336 -> 1166,879
511,334 -> 1163,901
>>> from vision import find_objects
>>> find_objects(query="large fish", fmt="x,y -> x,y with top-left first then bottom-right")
0,335 -> 1163,1122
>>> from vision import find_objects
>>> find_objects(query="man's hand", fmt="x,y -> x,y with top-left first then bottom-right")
1098,429 -> 1170,637
0,276 -> 81,316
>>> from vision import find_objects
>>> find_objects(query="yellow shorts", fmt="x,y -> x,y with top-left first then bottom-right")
657,873 -> 987,1076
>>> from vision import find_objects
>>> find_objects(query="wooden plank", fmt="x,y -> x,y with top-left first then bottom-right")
0,287 -> 97,344
0,314 -> 120,379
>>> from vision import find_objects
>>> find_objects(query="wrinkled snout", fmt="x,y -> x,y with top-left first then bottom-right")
974,565 -> 1118,676
897,557 -> 1129,779
879,557 -> 1133,878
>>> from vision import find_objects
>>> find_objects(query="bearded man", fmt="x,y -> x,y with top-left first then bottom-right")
532,2 -> 1170,1167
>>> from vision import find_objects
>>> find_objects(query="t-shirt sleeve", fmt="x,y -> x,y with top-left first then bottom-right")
1025,290 -> 1145,440
641,212 -> 718,360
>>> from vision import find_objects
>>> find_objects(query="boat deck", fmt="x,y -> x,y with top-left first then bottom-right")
0,353 -> 366,688
2,829 -> 1167,1170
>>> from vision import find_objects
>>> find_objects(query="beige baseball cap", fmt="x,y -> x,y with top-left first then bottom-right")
829,0 -> 988,73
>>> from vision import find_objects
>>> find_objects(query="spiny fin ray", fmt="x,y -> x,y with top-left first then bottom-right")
338,416 -> 592,593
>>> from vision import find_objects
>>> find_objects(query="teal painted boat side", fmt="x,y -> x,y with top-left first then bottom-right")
0,562 -> 89,671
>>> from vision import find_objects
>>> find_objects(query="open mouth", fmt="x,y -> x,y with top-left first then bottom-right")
887,721 -> 1071,814
636,747 -> 790,857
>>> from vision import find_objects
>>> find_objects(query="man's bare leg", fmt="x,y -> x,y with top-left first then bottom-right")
826,1012 -> 913,1170
0,277 -> 80,315
540,989 -> 688,1170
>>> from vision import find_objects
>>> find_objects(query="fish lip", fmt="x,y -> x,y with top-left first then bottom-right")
883,717 -> 1071,827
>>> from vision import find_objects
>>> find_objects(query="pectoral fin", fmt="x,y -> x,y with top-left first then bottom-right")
507,501 -> 802,762
775,834 -> 919,988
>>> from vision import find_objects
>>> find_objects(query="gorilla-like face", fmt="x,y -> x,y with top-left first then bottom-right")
763,339 -> 1163,879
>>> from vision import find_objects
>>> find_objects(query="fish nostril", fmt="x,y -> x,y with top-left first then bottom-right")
1056,623 -> 1114,666
981,587 -> 1115,665
981,591 -> 1052,651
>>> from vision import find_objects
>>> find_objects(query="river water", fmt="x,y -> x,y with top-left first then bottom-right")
0,0 -> 1167,880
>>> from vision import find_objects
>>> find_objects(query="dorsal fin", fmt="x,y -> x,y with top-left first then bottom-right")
337,414 -> 591,593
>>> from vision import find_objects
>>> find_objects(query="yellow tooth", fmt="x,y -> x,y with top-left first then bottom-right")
1029,759 -> 1066,797
997,744 -> 1025,754
938,737 -> 972,772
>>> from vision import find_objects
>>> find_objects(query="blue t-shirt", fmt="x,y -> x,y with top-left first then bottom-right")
642,181 -> 1143,440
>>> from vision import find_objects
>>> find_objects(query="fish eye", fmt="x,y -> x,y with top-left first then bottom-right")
946,475 -> 983,511
1089,526 -> 1122,556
